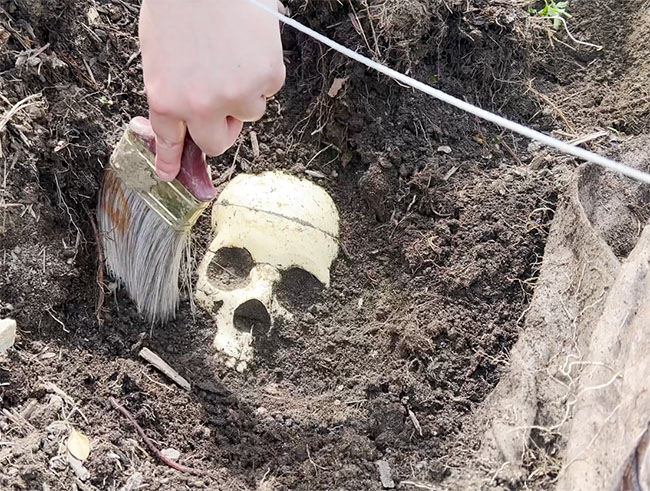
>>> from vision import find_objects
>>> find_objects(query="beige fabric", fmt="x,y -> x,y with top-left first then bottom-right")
557,226 -> 650,490
474,144 -> 650,490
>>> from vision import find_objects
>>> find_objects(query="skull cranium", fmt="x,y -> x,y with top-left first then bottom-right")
195,171 -> 340,371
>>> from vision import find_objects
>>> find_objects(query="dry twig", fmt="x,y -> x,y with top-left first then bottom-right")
86,208 -> 105,326
108,397 -> 202,475
500,139 -> 523,167
138,348 -> 191,391
0,93 -> 42,158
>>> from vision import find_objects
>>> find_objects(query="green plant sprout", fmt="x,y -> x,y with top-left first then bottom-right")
527,1 -> 603,50
529,1 -> 572,30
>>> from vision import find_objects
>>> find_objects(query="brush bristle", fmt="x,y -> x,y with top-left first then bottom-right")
98,170 -> 187,323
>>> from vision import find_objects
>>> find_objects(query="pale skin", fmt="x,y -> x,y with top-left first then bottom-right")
139,0 -> 285,181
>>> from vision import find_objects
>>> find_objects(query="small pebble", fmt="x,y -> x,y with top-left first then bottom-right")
376,460 -> 395,489
0,318 -> 17,354
161,448 -> 180,461
527,141 -> 542,153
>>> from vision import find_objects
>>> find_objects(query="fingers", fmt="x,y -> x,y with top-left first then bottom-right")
150,89 -> 277,170
264,61 -> 286,99
227,60 -> 285,122
229,95 -> 267,123
147,67 -> 284,168
187,115 -> 243,157
149,111 -> 187,181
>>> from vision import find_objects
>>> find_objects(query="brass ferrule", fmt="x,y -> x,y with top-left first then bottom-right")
108,128 -> 209,233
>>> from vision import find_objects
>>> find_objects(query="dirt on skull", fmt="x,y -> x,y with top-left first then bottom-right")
0,0 -> 648,490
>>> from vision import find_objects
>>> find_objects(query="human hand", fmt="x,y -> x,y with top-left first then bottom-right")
139,0 -> 285,181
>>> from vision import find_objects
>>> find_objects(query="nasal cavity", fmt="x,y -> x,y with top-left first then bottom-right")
233,300 -> 271,336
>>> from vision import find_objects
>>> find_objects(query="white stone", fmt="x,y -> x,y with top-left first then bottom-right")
161,448 -> 180,461
0,318 -> 16,353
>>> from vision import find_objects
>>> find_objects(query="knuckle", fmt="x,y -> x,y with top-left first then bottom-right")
252,100 -> 267,121
155,136 -> 183,152
147,87 -> 174,116
192,135 -> 224,157
203,143 -> 226,157
187,93 -> 216,117
219,85 -> 245,105
212,129 -> 239,156
252,109 -> 265,122
265,62 -> 286,95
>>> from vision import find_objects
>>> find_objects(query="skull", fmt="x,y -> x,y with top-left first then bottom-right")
196,171 -> 340,371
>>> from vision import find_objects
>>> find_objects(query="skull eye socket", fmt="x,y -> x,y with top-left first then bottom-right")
207,247 -> 254,290
277,267 -> 324,309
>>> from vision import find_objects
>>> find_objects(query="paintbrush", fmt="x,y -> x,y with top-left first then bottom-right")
97,117 -> 216,323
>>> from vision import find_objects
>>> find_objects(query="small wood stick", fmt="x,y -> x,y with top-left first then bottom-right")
408,409 -> 423,437
85,208 -> 105,326
250,131 -> 260,159
500,140 -> 523,167
108,397 -> 201,475
139,348 -> 191,391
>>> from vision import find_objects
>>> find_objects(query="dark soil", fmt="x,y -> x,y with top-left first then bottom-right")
0,0 -> 647,490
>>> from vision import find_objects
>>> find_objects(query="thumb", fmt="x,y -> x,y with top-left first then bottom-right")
149,111 -> 186,182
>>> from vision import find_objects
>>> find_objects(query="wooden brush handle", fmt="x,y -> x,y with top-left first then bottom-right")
128,117 -> 217,202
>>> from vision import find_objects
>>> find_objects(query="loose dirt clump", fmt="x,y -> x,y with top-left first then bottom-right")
1,0 -> 647,490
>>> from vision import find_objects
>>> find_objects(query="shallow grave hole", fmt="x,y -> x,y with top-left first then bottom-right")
207,247 -> 254,290
233,299 -> 271,336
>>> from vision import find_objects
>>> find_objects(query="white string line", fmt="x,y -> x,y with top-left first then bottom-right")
245,0 -> 650,185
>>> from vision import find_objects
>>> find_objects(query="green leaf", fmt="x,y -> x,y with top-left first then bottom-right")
533,0 -> 571,30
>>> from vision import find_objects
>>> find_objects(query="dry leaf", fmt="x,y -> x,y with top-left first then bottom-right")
67,428 -> 90,461
328,77 -> 348,98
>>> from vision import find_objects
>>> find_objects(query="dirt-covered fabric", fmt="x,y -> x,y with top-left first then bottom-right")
477,136 -> 650,490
